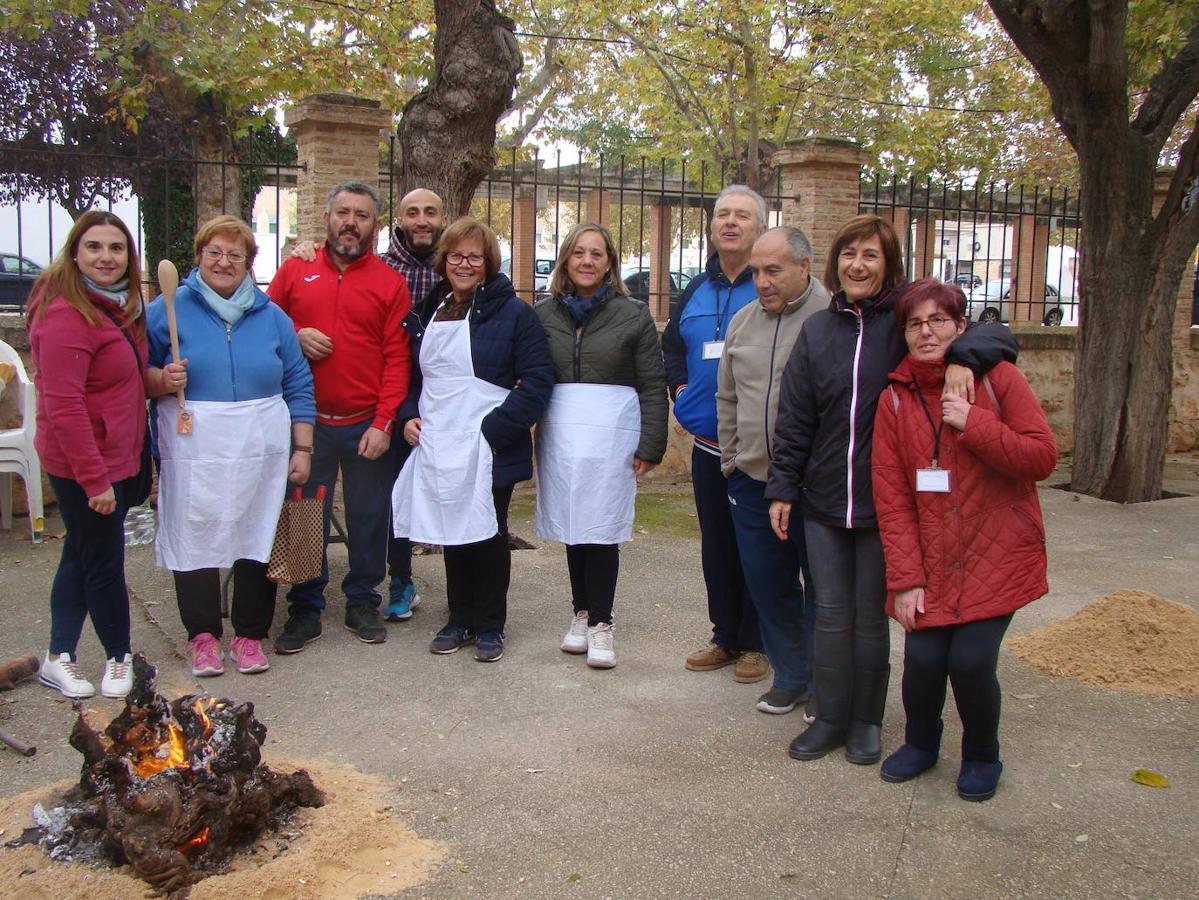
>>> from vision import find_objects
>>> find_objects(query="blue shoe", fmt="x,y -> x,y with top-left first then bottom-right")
429,624 -> 474,654
957,760 -> 1003,802
384,580 -> 421,622
474,630 -> 504,662
880,744 -> 939,783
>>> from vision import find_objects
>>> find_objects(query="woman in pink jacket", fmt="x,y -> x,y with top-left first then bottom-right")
26,211 -> 184,700
872,278 -> 1057,801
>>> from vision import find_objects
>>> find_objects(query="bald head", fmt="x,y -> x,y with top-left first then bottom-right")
398,188 -> 447,255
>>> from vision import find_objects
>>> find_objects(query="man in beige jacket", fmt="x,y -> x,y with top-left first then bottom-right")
716,226 -> 829,716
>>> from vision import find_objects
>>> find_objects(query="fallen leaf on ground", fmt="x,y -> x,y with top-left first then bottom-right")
1129,768 -> 1169,788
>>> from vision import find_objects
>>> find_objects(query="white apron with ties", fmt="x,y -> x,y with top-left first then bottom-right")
154,395 -> 290,571
392,306 -> 511,546
535,382 -> 642,545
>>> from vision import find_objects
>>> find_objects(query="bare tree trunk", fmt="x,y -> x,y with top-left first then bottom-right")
987,0 -> 1199,502
193,125 -> 240,225
400,0 -> 522,218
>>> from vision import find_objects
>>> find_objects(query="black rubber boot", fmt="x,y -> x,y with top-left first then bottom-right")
845,666 -> 890,765
788,665 -> 850,760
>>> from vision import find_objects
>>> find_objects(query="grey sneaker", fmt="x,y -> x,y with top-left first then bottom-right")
344,606 -> 387,644
756,687 -> 805,715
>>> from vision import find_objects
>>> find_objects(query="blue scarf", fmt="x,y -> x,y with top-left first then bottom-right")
564,284 -> 608,326
83,276 -> 142,321
196,272 -> 256,325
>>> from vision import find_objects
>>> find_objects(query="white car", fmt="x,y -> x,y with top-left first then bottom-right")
967,279 -> 1076,325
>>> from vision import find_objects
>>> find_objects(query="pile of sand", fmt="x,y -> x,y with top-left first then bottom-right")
1010,590 -> 1199,695
0,758 -> 444,899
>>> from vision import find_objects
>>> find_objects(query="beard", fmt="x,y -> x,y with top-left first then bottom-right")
403,225 -> 443,254
327,224 -> 372,261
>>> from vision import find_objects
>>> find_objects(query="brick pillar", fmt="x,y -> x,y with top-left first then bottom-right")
585,189 -> 612,227
912,217 -> 937,280
649,201 -> 673,321
511,190 -> 537,301
772,137 -> 865,281
1009,214 -> 1049,323
283,93 -> 393,242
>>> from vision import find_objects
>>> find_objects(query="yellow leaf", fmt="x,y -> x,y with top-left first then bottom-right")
1129,768 -> 1169,789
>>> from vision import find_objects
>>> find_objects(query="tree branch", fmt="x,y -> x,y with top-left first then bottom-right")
1131,24 -> 1199,150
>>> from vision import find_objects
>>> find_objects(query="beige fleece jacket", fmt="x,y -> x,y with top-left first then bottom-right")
716,276 -> 830,481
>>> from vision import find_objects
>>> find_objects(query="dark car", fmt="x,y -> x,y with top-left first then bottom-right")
623,269 -> 683,315
0,253 -> 41,311
952,273 -> 982,291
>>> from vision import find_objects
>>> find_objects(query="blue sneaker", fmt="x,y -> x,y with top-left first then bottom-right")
384,580 -> 421,622
430,624 -> 474,654
474,631 -> 505,662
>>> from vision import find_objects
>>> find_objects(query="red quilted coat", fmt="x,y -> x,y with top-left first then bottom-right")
872,357 -> 1057,629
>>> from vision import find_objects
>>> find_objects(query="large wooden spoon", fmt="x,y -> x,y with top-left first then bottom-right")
156,260 -> 192,434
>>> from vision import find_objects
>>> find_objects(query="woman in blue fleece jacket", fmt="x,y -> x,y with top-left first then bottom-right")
147,215 -> 315,678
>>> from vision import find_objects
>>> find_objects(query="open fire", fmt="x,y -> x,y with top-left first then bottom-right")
31,654 -> 324,892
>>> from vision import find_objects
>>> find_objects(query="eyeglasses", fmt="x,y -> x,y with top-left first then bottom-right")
447,252 -> 485,267
202,247 -> 247,264
904,314 -> 958,334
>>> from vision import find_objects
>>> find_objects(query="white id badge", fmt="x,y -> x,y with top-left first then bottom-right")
916,468 -> 951,493
702,340 -> 725,360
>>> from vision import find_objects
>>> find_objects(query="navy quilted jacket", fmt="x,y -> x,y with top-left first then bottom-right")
407,274 -> 553,488
872,357 -> 1057,627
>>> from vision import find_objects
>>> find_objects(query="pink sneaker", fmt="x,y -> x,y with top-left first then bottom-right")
189,633 -> 224,677
230,636 -> 270,674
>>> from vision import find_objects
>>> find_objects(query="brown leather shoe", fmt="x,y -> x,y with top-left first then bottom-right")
685,642 -> 741,671
733,651 -> 771,684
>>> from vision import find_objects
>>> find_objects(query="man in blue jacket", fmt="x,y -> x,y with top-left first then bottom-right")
662,185 -> 768,684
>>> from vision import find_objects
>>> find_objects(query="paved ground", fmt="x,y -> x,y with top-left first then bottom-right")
1,468 -> 1197,898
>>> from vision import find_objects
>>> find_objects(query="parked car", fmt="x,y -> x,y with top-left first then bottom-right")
623,269 -> 684,315
952,273 -> 982,291
967,278 -> 1074,325
0,253 -> 41,312
500,257 -> 555,294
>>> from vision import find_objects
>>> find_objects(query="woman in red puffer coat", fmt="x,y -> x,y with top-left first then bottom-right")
871,278 -> 1057,803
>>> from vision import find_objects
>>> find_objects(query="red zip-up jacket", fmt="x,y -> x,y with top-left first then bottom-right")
268,247 -> 411,432
872,358 -> 1058,628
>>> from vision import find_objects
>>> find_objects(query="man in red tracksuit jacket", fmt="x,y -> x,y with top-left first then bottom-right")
268,181 -> 411,651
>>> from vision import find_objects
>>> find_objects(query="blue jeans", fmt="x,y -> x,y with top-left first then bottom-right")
47,474 -> 135,660
727,469 -> 814,693
287,420 -> 393,619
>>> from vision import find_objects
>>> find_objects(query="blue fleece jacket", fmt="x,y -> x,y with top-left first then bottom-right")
147,269 -> 316,423
661,254 -> 757,444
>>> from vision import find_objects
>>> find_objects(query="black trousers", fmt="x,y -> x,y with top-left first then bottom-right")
691,446 -> 760,651
902,614 -> 1013,762
388,440 -> 413,584
565,544 -> 620,625
443,486 -> 514,635
174,560 -> 277,641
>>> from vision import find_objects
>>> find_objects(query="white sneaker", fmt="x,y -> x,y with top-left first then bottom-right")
586,623 -> 616,669
101,654 -> 133,699
39,652 -> 95,699
561,611 -> 588,654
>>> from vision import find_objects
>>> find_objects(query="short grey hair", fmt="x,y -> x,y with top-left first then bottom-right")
764,225 -> 813,264
713,184 -> 768,231
326,180 -> 383,217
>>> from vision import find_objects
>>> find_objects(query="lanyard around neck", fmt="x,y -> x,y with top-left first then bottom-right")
914,390 -> 944,468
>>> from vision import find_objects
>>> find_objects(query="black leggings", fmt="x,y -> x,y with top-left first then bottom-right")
565,544 -> 620,625
443,486 -> 514,635
174,560 -> 277,641
902,614 -> 1013,762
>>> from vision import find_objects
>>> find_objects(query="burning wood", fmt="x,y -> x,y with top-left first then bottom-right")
32,654 -> 323,893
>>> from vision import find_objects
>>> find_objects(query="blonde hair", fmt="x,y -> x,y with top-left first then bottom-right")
433,218 -> 502,280
548,223 -> 629,298
194,214 -> 258,268
27,210 -> 144,336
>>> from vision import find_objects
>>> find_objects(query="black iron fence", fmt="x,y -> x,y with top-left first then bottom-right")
3,140 -> 1084,328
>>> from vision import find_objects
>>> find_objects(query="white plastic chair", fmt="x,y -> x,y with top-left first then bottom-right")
0,340 -> 43,542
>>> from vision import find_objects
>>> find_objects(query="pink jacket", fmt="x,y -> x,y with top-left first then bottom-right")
28,295 -> 147,498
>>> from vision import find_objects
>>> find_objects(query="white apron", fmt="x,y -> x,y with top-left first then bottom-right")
155,395 -> 290,571
392,307 -> 511,546
535,383 -> 642,545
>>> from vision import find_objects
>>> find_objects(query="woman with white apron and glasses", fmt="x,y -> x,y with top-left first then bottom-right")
533,224 -> 668,668
393,219 -> 553,663
148,216 -> 315,678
